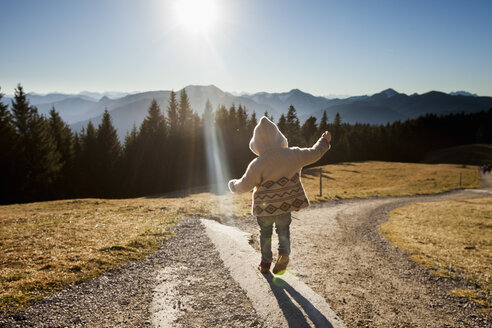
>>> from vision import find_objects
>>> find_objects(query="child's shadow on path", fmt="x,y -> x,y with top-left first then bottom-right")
263,274 -> 335,328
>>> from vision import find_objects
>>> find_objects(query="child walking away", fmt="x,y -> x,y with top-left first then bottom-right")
228,116 -> 331,274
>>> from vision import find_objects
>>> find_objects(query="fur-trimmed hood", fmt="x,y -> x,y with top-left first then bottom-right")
249,116 -> 288,156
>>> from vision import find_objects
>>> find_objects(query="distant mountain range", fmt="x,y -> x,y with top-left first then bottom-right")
2,86 -> 491,141
1,91 -> 132,124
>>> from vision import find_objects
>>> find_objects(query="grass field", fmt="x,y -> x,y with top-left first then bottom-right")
381,196 -> 492,311
0,161 -> 482,314
304,161 -> 481,201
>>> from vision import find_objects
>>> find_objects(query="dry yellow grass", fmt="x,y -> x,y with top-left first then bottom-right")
380,196 -> 492,310
0,161 -> 482,314
227,161 -> 481,216
0,193 -> 241,314
0,198 -> 179,314
302,161 -> 481,202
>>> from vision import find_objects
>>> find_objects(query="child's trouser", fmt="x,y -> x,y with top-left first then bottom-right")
256,212 -> 292,263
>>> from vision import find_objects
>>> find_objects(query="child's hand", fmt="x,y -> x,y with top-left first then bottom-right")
322,131 -> 332,143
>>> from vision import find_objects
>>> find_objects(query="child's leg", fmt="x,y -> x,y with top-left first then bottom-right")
257,216 -> 274,263
275,212 -> 292,256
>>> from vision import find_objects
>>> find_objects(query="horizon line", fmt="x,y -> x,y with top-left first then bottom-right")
1,85 -> 487,99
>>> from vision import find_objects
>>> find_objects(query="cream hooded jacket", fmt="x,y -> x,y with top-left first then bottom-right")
228,116 -> 330,216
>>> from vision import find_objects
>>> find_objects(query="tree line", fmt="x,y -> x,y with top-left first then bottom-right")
1,84 -> 491,204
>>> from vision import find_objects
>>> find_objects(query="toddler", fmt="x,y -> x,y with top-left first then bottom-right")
228,116 -> 331,274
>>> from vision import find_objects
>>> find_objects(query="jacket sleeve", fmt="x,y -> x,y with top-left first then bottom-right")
228,158 -> 262,194
293,137 -> 331,168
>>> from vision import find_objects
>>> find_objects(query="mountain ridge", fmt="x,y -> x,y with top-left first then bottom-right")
2,86 -> 491,141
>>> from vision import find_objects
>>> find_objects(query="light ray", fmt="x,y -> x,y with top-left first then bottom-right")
203,112 -> 235,217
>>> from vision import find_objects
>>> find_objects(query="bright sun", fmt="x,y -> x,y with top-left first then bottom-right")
175,0 -> 218,34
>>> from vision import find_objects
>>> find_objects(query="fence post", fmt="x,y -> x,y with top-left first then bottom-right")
319,167 -> 322,196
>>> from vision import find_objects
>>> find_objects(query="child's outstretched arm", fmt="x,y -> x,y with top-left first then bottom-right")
228,158 -> 262,193
294,131 -> 332,167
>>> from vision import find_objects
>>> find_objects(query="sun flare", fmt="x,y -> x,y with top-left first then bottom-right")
175,0 -> 218,34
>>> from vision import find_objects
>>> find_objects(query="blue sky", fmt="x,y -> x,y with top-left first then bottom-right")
1,0 -> 491,96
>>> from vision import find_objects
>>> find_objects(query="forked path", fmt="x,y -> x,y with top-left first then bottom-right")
2,177 -> 490,327
150,177 -> 492,327
236,177 -> 492,327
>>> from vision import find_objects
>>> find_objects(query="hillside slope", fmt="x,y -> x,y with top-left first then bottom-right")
422,144 -> 492,165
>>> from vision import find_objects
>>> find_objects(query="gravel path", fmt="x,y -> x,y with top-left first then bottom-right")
238,188 -> 492,328
201,218 -> 346,328
1,175 -> 491,327
0,216 -> 263,328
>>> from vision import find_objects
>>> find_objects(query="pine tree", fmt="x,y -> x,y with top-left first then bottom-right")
140,99 -> 167,140
333,112 -> 342,144
301,116 -> 318,145
11,84 -> 33,144
71,132 -> 83,196
0,87 -> 16,203
49,107 -> 73,165
215,104 -> 229,129
97,110 -> 121,164
124,124 -> 139,150
120,124 -> 139,196
0,88 -> 13,138
264,111 -> 274,122
176,88 -> 199,191
334,112 -> 341,126
178,88 -> 193,131
28,113 -> 63,199
10,84 -> 62,201
138,100 -> 168,194
319,111 -> 329,134
190,111 -> 202,133
248,111 -> 258,133
236,104 -> 248,133
202,98 -> 214,125
49,107 -> 74,197
167,90 -> 179,135
277,114 -> 287,134
95,109 -> 122,197
285,105 -> 302,145
78,122 -> 98,195
286,105 -> 299,124
227,104 -> 239,134
82,123 -> 98,157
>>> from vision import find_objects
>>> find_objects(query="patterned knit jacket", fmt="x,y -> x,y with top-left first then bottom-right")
228,116 -> 330,216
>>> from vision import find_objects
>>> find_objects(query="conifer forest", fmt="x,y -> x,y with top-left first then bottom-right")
1,84 -> 491,204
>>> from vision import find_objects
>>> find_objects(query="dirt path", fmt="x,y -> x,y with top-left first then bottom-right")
237,186 -> 492,327
201,218 -> 346,328
1,175 -> 491,327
